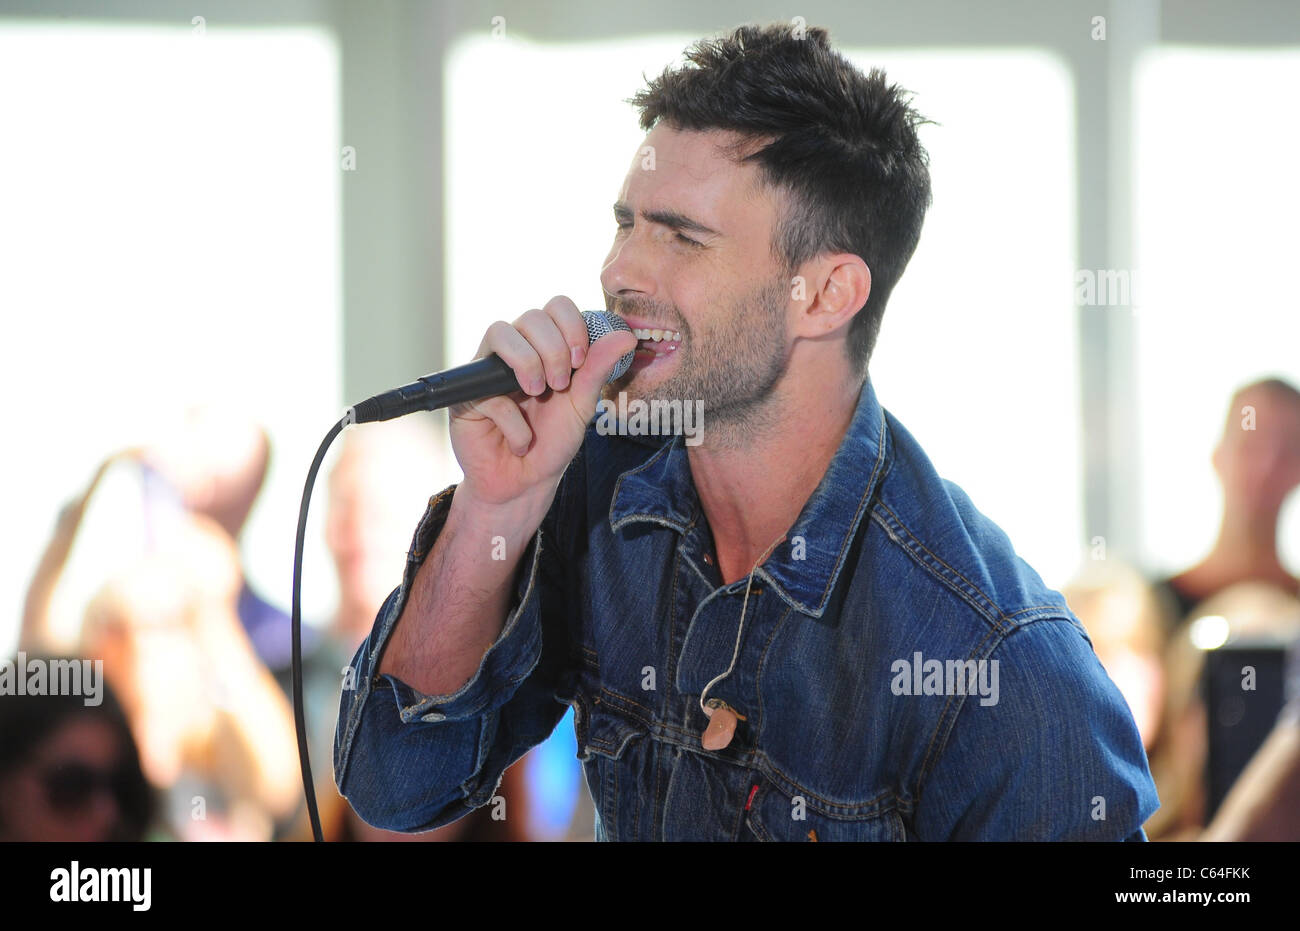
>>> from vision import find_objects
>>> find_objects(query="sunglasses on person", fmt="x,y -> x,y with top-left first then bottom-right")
38,760 -> 134,814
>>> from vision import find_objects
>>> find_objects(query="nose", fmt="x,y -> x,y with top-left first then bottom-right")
600,225 -> 657,304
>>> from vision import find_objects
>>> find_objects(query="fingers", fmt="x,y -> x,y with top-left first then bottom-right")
459,395 -> 534,456
479,297 -> 589,396
512,309 -> 569,392
480,321 -> 547,396
542,296 -> 591,371
463,299 -> 633,456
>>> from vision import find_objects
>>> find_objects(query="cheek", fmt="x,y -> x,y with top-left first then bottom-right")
674,278 -> 732,341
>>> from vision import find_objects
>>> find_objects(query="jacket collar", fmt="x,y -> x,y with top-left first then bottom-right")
608,377 -> 891,617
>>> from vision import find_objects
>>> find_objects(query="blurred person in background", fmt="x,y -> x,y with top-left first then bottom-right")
21,408 -> 306,683
21,450 -> 145,655
143,408 -> 310,680
19,412 -> 303,840
78,511 -> 301,841
0,674 -> 157,841
1139,377 -> 1300,840
1141,604 -> 1210,840
327,419 -> 455,648
1156,378 -> 1300,622
1143,582 -> 1300,840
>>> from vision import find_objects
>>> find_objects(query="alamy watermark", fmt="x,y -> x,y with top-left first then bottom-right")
595,392 -> 704,446
50,861 -> 150,911
0,653 -> 103,706
890,651 -> 999,706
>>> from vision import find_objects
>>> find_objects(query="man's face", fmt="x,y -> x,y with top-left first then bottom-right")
600,123 -> 792,424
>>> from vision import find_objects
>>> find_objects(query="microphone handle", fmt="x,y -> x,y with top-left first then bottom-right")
348,354 -> 520,424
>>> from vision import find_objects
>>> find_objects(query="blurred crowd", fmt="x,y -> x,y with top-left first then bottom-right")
3,379 -> 1299,842
0,409 -> 589,842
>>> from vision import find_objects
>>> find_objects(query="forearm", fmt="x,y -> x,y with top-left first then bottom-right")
1202,718 -> 1300,841
378,482 -> 554,697
335,484 -> 571,833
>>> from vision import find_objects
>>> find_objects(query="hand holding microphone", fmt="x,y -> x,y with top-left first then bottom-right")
383,297 -> 636,512
294,297 -> 635,840
347,304 -> 633,424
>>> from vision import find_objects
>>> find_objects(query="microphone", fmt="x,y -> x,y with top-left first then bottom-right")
345,310 -> 634,425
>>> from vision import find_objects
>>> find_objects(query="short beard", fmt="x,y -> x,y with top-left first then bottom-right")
608,276 -> 790,447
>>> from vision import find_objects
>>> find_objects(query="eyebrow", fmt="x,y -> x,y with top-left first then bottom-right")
613,201 -> 721,238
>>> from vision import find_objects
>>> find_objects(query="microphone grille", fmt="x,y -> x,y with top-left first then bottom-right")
582,310 -> 635,382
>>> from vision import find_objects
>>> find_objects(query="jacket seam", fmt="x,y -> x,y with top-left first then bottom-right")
870,500 -> 1065,631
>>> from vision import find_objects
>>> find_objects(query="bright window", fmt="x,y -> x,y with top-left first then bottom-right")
0,23 -> 342,653
1133,48 -> 1300,575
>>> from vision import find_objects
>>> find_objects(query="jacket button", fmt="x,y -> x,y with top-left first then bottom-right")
703,553 -> 713,565
421,711 -> 446,722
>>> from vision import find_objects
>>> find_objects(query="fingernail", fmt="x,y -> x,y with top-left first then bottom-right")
571,345 -> 584,367
529,376 -> 545,394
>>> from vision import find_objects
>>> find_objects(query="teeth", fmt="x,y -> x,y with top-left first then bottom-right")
631,328 -> 681,342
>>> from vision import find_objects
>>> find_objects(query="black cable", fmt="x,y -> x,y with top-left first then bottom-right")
292,415 -> 346,843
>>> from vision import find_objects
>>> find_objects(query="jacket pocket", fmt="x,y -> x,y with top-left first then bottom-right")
576,702 -> 647,762
573,700 -> 649,840
744,779 -> 905,842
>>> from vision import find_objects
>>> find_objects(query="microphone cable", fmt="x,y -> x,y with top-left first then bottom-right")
291,415 -> 346,842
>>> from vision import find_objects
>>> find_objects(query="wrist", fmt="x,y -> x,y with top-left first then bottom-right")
451,479 -> 554,543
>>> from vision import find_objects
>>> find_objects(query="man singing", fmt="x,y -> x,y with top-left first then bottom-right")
334,22 -> 1159,840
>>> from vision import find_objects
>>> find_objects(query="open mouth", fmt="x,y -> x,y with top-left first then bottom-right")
631,327 -> 682,356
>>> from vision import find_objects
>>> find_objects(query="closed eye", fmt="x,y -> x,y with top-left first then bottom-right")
613,219 -> 702,248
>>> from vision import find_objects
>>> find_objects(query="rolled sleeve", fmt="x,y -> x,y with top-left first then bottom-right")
332,483 -> 561,832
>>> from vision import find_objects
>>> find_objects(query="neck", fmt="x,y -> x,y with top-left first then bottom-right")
688,371 -> 861,584
1206,501 -> 1286,574
1179,497 -> 1294,594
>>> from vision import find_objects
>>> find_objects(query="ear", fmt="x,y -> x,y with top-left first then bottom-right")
790,253 -> 872,340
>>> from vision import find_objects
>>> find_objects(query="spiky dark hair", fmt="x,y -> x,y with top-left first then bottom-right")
630,23 -> 933,373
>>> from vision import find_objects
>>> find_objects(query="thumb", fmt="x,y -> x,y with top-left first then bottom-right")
568,328 -> 638,414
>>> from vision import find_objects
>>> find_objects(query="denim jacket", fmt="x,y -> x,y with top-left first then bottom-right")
334,376 -> 1160,841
